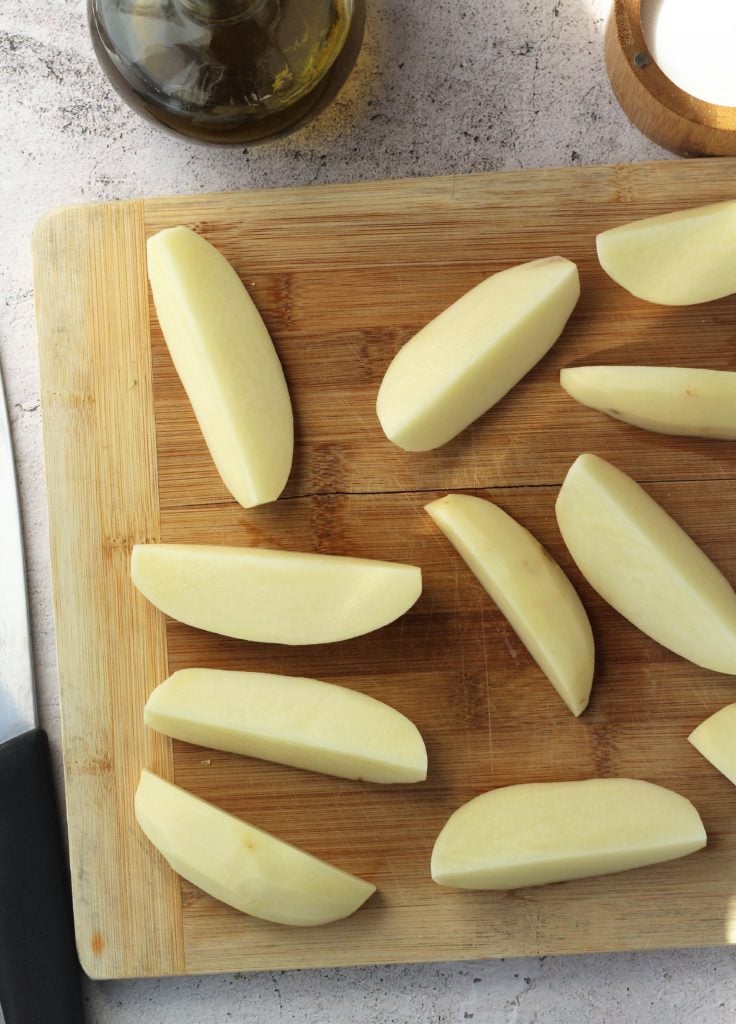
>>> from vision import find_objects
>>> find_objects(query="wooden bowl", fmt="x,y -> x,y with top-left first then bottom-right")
605,0 -> 736,155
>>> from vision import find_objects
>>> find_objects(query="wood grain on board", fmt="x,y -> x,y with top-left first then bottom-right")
34,159 -> 736,979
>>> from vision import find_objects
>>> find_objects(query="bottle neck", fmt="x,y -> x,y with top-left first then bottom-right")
177,0 -> 273,24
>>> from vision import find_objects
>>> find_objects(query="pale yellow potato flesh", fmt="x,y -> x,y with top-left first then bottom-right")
147,226 -> 293,508
560,365 -> 736,440
689,703 -> 736,787
376,256 -> 580,451
556,454 -> 736,674
425,494 -> 594,716
135,770 -> 375,925
131,543 -> 422,645
145,668 -> 428,783
431,779 -> 706,890
596,200 -> 736,305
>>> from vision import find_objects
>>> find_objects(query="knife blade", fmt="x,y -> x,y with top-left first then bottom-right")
0,363 -> 85,1024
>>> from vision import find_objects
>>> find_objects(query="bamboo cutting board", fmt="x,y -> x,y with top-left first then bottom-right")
33,159 -> 736,980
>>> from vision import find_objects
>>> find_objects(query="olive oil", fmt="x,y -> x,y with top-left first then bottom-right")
88,0 -> 364,144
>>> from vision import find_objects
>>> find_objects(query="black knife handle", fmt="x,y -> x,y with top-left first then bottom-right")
0,728 -> 85,1024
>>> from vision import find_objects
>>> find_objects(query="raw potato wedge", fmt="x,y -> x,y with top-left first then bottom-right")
596,200 -> 736,305
425,494 -> 594,716
431,779 -> 706,890
147,226 -> 293,508
689,704 -> 736,786
131,543 -> 422,644
145,668 -> 428,783
560,365 -> 736,440
135,770 -> 375,925
556,454 -> 736,674
376,256 -> 580,451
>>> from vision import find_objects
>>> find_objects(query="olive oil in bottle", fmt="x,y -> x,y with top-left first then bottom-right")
88,0 -> 364,144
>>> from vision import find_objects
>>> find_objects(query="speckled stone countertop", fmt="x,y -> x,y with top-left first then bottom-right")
2,1 -> 736,1021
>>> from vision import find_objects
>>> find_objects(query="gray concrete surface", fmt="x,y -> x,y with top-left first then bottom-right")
2,0 -> 735,1020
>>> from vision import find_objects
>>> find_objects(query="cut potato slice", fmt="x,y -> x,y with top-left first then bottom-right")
556,453 -> 736,674
145,668 -> 428,783
147,226 -> 293,508
689,704 -> 736,786
425,494 -> 594,716
135,770 -> 375,925
560,365 -> 736,440
596,201 -> 736,305
131,543 -> 422,644
376,256 -> 580,451
431,778 -> 706,889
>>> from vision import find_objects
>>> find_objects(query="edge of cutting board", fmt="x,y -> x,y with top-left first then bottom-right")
33,199 -> 185,978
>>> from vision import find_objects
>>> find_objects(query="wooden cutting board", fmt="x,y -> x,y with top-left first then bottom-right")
33,158 -> 736,980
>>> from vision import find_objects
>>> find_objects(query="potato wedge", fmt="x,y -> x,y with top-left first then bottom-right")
131,543 -> 422,644
689,703 -> 736,786
556,454 -> 736,674
425,494 -> 594,716
376,256 -> 580,451
560,365 -> 736,440
596,201 -> 736,305
145,668 -> 427,783
431,779 -> 706,889
147,226 -> 293,508
135,770 -> 375,925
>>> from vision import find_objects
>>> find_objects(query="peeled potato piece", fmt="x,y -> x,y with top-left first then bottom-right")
376,256 -> 580,451
131,543 -> 422,645
135,770 -> 375,925
145,668 -> 428,784
596,200 -> 736,305
431,779 -> 706,890
689,704 -> 736,786
556,454 -> 736,674
147,226 -> 293,508
560,365 -> 736,440
425,494 -> 594,716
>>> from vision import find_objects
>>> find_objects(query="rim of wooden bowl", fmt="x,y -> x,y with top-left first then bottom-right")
614,0 -> 736,131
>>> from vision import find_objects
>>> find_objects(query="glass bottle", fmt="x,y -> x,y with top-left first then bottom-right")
88,0 -> 365,144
